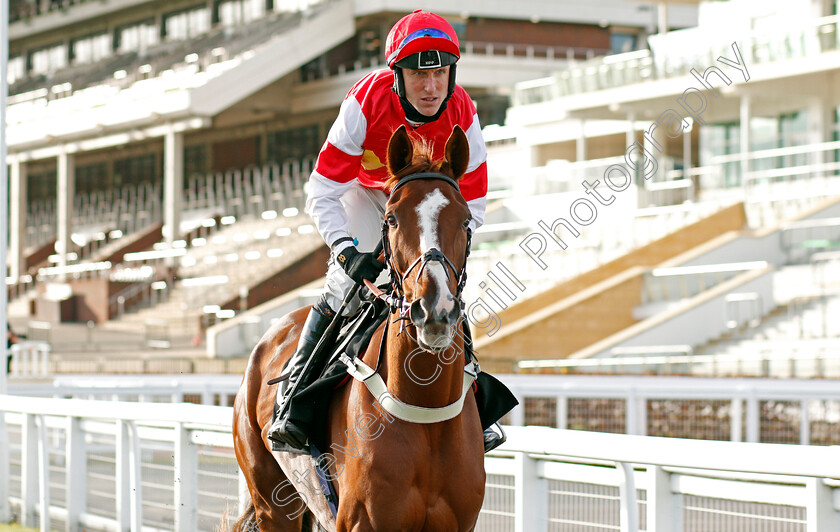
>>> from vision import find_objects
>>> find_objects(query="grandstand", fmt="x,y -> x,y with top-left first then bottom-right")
7,0 -> 840,530
4,0 -> 698,336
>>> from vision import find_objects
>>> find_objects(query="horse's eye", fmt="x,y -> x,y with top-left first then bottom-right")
462,218 -> 471,230
386,214 -> 398,228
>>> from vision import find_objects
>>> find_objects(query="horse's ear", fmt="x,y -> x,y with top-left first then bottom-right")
443,125 -> 470,180
387,125 -> 413,177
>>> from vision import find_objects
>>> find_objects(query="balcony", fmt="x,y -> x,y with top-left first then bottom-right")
512,14 -> 840,107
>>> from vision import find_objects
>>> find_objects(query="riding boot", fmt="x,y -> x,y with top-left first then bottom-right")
483,425 -> 506,453
267,306 -> 332,450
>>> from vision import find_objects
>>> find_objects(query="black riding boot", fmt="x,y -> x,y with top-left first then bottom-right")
267,306 -> 332,450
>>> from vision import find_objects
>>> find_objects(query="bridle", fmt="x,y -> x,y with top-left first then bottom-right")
376,172 -> 472,325
340,171 -> 481,425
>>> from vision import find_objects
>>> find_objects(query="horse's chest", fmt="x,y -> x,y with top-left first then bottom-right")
339,450 -> 484,531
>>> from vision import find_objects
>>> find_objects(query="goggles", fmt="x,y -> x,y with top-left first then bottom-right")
387,27 -> 454,65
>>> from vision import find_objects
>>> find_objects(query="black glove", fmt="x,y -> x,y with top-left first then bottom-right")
336,246 -> 385,284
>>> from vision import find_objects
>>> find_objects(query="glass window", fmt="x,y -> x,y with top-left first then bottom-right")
27,170 -> 57,203
163,7 -> 211,40
779,111 -> 809,167
358,29 -> 382,63
116,20 -> 159,54
217,0 -> 266,26
704,123 -> 741,188
113,154 -> 159,188
266,125 -> 321,163
450,22 -> 466,42
8,55 -> 26,84
610,33 -> 637,55
28,43 -> 68,75
76,162 -> 109,195
71,32 -> 112,65
185,145 -> 208,178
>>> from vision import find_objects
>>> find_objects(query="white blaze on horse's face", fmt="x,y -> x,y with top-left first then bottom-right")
413,188 -> 457,350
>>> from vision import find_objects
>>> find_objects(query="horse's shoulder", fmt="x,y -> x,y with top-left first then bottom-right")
250,306 -> 310,364
242,306 -> 311,420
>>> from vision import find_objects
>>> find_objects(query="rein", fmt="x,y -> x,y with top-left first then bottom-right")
339,171 -> 480,425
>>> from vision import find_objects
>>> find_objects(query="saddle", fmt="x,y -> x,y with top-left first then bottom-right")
287,298 -> 391,452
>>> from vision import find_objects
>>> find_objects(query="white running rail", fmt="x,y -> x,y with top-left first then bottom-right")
2,395 -> 840,531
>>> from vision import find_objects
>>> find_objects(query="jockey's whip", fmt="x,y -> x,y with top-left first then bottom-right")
275,240 -> 384,421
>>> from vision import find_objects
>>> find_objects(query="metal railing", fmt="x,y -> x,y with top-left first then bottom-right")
781,217 -> 840,264
492,426 -> 840,532
301,40 -> 604,82
183,159 -> 313,218
2,393 -> 840,531
6,342 -> 51,378
517,347 -> 840,379
512,14 -> 840,105
24,183 -> 163,255
642,261 -> 769,304
0,395 -> 237,531
9,374 -> 840,445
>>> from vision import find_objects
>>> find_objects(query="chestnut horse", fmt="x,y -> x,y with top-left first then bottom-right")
232,125 -> 485,531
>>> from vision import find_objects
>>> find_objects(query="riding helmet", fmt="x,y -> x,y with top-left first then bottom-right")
385,10 -> 461,122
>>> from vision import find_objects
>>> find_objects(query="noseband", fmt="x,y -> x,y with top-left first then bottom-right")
380,172 -> 472,319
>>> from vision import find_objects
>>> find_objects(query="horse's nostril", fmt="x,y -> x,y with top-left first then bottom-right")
412,297 -> 458,329
410,299 -> 427,324
448,302 -> 461,323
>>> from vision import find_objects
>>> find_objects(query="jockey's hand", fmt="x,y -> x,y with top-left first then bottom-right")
336,246 -> 385,284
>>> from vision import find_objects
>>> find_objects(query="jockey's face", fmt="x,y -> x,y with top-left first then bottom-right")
403,66 -> 450,117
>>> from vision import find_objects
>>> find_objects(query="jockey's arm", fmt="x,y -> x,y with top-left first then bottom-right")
305,96 -> 366,251
306,170 -> 357,251
459,112 -> 489,233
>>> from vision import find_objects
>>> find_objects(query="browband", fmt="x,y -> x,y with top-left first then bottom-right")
390,172 -> 460,195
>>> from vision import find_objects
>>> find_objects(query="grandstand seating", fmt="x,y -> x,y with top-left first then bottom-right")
6,0 -> 840,375
8,6 -> 308,99
105,210 -> 324,334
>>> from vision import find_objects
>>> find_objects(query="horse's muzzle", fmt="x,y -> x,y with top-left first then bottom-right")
410,295 -> 461,351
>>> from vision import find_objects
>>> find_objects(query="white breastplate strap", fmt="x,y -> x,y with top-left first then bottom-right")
342,356 -> 479,424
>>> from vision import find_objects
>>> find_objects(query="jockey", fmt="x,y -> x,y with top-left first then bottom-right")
268,10 -> 510,453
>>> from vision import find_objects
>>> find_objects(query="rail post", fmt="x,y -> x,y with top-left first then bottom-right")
36,415 -> 50,532
65,416 -> 87,532
115,420 -> 132,530
805,477 -> 840,532
20,412 -> 39,526
175,422 -> 199,530
514,452 -> 547,532
617,462 -> 639,532
646,465 -> 682,531
745,391 -> 760,442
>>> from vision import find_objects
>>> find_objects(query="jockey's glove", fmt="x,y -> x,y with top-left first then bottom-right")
336,246 -> 385,284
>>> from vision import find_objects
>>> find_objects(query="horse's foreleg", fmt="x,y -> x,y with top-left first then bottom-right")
234,418 -> 308,531
334,503 -> 375,532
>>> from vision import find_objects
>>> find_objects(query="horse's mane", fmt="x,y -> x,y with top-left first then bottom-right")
384,135 -> 454,191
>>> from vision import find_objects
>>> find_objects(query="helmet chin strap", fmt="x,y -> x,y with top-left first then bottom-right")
393,64 -> 457,125
398,95 -> 449,124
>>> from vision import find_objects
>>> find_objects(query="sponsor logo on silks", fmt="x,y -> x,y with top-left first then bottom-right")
419,50 -> 442,68
338,254 -> 347,264
361,149 -> 384,171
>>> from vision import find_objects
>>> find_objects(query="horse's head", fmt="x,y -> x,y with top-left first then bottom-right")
383,125 -> 472,352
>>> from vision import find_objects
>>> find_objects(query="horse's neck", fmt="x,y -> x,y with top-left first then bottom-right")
380,320 -> 466,409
